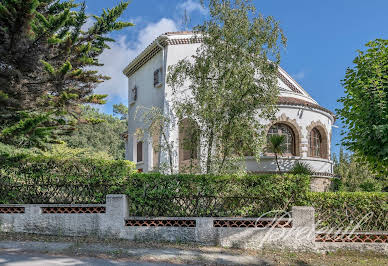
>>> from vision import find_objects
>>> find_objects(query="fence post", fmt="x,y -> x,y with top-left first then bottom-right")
106,194 -> 128,218
195,218 -> 216,244
99,194 -> 128,237
292,206 -> 315,248
25,205 -> 41,216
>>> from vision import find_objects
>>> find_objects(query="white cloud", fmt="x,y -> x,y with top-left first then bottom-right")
137,18 -> 178,51
94,18 -> 179,100
293,71 -> 305,80
178,0 -> 207,15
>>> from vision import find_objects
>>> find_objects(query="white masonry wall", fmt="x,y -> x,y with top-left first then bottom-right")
126,49 -> 165,171
250,105 -> 334,173
0,195 -> 316,250
125,34 -> 334,175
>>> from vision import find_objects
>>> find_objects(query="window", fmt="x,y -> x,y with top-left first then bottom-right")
179,119 -> 199,161
267,123 -> 295,155
309,128 -> 322,158
137,141 -> 143,162
131,86 -> 137,102
153,68 -> 162,87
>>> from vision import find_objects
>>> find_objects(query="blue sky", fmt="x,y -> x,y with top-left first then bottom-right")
83,0 -> 388,155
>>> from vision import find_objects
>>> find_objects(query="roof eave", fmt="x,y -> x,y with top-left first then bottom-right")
277,97 -> 336,122
122,35 -> 168,77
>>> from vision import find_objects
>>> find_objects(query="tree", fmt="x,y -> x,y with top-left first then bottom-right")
41,143 -> 114,160
332,147 -> 387,192
167,0 -> 286,174
59,106 -> 127,160
135,106 -> 176,174
0,0 -> 133,147
113,103 -> 128,120
337,39 -> 388,175
267,135 -> 286,172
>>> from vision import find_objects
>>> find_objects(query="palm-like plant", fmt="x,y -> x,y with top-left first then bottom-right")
267,135 -> 287,172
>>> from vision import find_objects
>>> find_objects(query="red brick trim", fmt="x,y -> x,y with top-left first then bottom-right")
125,219 -> 196,227
0,207 -> 25,214
42,207 -> 106,214
316,233 -> 387,243
277,72 -> 302,94
214,219 -> 292,228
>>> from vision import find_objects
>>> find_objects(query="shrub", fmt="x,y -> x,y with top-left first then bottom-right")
0,142 -> 37,157
1,146 -> 385,230
290,161 -> 313,175
0,149 -> 311,216
122,173 -> 311,217
0,148 -> 136,204
307,192 -> 388,231
40,143 -> 115,160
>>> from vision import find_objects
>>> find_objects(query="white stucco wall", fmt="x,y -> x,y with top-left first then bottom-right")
126,49 -> 165,171
124,33 -> 334,174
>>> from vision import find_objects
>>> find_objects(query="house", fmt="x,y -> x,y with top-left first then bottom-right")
123,31 -> 335,186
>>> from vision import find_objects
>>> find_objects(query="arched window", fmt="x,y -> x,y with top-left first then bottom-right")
309,128 -> 322,158
267,123 -> 295,155
179,119 -> 200,161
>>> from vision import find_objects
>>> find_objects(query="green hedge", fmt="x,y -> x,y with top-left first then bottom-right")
0,150 -> 310,216
122,173 -> 310,217
1,149 -> 387,230
307,192 -> 387,231
0,151 -> 137,204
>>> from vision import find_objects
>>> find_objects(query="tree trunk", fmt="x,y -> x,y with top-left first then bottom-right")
162,132 -> 174,174
206,131 -> 214,174
218,147 -> 228,173
275,153 -> 281,172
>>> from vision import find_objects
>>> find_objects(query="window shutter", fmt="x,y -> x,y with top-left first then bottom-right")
132,86 -> 137,101
153,68 -> 163,87
137,141 -> 143,162
154,69 -> 159,86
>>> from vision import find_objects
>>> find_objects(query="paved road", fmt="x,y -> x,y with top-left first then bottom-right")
0,241 -> 269,265
0,252 -> 173,266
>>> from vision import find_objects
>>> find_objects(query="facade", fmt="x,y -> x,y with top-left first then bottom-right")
123,31 -> 335,177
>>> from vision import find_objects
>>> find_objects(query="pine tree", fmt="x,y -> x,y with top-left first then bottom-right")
0,0 -> 133,147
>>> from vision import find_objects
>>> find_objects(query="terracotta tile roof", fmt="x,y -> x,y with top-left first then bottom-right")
277,96 -> 335,119
167,37 -> 203,45
164,31 -> 195,35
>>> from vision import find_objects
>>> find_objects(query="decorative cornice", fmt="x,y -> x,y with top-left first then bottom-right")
252,171 -> 335,178
277,72 -> 302,94
164,31 -> 196,35
123,36 -> 203,77
277,97 -> 335,120
167,37 -> 203,45
124,43 -> 164,77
